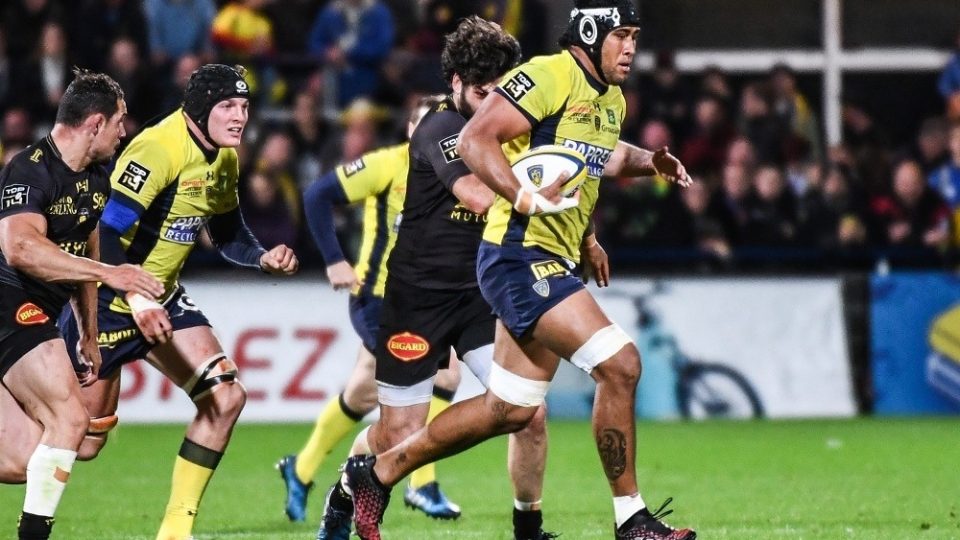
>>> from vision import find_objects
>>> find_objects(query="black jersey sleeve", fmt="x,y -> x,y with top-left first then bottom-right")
0,158 -> 53,221
412,110 -> 471,191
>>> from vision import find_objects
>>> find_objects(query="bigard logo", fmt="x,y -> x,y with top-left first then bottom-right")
387,332 -> 430,361
15,303 -> 49,325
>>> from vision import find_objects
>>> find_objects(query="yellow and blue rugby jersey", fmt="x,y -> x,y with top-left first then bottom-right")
335,143 -> 408,297
107,109 -> 241,311
485,50 -> 625,262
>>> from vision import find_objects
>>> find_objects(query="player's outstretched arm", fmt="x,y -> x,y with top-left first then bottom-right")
303,171 -> 357,290
604,141 -> 692,187
206,207 -> 299,275
459,92 -> 576,215
0,213 -> 163,298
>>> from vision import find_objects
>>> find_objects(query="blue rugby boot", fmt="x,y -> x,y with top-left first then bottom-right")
403,481 -> 462,519
276,454 -> 313,522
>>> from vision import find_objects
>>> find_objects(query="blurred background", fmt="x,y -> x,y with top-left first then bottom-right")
2,0 -> 959,422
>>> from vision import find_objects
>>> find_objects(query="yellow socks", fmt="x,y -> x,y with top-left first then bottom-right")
156,439 -> 222,540
409,391 -> 453,488
295,394 -> 364,484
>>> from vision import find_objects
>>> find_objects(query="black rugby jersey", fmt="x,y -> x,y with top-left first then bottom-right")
0,136 -> 110,310
388,96 -> 485,290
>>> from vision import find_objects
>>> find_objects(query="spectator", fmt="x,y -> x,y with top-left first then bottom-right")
13,21 -> 71,127
105,37 -> 157,124
319,97 -> 386,172
928,122 -> 960,243
841,99 -> 891,196
939,25 -> 960,121
743,165 -> 798,245
70,0 -> 150,72
726,137 -> 757,170
641,50 -> 692,142
288,89 -> 328,187
143,0 -> 216,69
262,0 -> 324,92
411,0 -> 506,53
263,0 -> 323,56
680,179 -> 735,262
871,159 -> 951,248
718,162 -> 753,240
801,164 -> 869,250
912,116 -> 950,174
680,93 -> 735,176
739,81 -> 789,166
212,0 -> 277,102
1,107 -> 34,148
639,119 -> 673,154
157,53 -> 202,113
511,0 -> 549,58
700,65 -> 733,110
253,130 -> 303,222
0,0 -> 62,59
240,170 -> 299,249
770,63 -> 821,162
598,176 -> 688,250
0,29 -> 13,113
307,0 -> 395,107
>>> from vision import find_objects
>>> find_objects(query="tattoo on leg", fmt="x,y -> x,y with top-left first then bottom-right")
597,428 -> 627,481
397,451 -> 407,467
491,401 -> 509,423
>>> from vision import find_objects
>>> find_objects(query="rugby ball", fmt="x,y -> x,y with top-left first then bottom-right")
511,145 -> 587,196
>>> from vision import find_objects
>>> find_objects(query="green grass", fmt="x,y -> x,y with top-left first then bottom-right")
2,419 -> 959,539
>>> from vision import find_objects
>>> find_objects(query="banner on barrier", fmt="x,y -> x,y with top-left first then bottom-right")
871,272 -> 960,415
547,278 -> 855,420
115,276 -> 855,422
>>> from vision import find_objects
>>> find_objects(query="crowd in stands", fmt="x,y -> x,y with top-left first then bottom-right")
0,0 -> 959,273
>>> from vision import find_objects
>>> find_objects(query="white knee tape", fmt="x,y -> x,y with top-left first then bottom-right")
376,377 -> 435,407
569,323 -> 632,374
487,363 -> 550,407
462,343 -> 494,386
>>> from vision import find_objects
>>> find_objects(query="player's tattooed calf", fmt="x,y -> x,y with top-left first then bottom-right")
597,428 -> 627,481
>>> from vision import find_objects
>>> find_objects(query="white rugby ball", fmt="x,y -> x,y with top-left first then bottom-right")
511,144 -> 587,196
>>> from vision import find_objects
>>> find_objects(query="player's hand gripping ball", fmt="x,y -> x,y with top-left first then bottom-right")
511,144 -> 588,196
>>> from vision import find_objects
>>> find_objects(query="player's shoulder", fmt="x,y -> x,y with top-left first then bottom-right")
131,110 -> 187,151
423,104 -> 465,131
501,52 -> 572,100
2,139 -> 54,182
411,102 -> 464,148
514,52 -> 572,80
364,142 -> 408,162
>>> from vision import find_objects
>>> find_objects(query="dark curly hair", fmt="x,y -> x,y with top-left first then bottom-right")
441,16 -> 521,87
55,68 -> 124,127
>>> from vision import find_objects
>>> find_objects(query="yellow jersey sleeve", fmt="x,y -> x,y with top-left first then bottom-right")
110,131 -> 179,211
496,56 -> 570,125
336,144 -> 406,203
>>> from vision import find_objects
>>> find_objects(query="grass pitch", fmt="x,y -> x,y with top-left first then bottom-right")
1,418 -> 958,539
